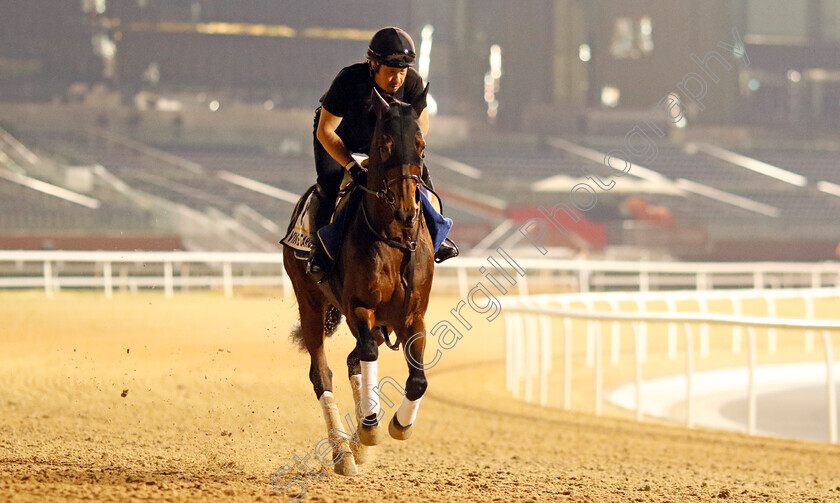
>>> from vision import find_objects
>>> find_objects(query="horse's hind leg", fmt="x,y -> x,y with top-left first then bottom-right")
301,298 -> 358,476
390,319 -> 429,440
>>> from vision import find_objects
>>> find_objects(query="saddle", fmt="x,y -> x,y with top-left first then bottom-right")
279,172 -> 359,260
281,177 -> 452,262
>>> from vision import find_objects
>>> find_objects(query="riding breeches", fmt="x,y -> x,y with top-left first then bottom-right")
313,107 -> 346,207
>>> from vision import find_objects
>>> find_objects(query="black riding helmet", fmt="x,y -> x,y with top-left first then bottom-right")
367,27 -> 416,68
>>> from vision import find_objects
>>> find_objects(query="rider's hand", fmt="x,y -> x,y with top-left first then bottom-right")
346,160 -> 367,186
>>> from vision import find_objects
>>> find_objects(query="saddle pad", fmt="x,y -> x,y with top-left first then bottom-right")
318,189 -> 452,260
280,191 -> 314,252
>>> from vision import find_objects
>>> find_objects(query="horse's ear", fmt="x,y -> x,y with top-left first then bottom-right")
411,83 -> 430,116
370,87 -> 390,119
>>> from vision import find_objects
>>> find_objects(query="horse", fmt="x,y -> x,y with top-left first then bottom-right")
282,85 -> 434,476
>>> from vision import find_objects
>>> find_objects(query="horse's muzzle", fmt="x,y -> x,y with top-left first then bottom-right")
394,207 -> 420,228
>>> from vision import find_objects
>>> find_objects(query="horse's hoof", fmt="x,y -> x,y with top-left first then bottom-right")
388,415 -> 413,440
333,451 -> 358,476
358,422 -> 385,446
350,440 -> 371,464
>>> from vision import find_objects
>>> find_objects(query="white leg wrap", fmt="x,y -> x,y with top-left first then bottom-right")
319,391 -> 339,427
349,374 -> 363,403
360,361 -> 379,418
395,396 -> 422,427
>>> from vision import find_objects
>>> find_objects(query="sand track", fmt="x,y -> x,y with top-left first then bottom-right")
1,292 -> 839,502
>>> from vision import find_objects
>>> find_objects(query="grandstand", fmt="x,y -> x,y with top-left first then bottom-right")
1,0 -> 839,260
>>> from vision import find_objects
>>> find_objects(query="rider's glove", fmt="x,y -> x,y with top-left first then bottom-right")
346,160 -> 367,186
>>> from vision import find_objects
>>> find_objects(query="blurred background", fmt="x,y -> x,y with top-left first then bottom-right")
1,0 -> 839,261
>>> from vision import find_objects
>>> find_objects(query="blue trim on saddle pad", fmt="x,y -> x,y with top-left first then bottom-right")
420,191 -> 453,252
317,188 -> 364,260
316,190 -> 453,261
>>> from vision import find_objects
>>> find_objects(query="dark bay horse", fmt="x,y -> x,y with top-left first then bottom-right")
283,86 -> 434,476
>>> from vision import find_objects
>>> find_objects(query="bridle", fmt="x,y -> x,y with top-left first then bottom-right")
357,166 -> 424,249
359,169 -> 421,214
357,165 -> 425,350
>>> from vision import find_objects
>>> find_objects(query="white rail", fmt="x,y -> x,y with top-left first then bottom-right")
3,251 -> 840,299
0,250 -> 288,299
502,290 -> 840,444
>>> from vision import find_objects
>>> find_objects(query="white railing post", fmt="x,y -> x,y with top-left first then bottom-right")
747,327 -> 757,436
684,323 -> 695,428
504,315 -> 513,392
103,261 -> 113,299
538,315 -> 551,406
578,268 -> 590,293
457,267 -> 468,299
732,297 -> 742,356
634,299 -> 647,363
524,315 -> 538,403
696,272 -> 708,290
822,330 -> 837,444
43,260 -> 53,297
666,298 -> 678,359
518,271 -> 529,296
753,268 -> 764,290
585,302 -> 595,367
699,298 -> 710,358
512,314 -> 524,399
563,316 -> 572,411
594,320 -> 603,417
609,300 -> 621,365
639,270 -> 649,292
223,262 -> 233,298
633,322 -> 643,422
163,261 -> 174,299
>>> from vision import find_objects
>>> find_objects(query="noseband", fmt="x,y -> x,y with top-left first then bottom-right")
359,171 -> 422,212
358,168 -> 423,249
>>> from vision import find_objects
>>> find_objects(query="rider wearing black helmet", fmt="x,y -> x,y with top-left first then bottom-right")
307,26 -> 458,282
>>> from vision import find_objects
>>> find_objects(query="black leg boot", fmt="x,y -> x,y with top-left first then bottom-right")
306,186 -> 333,283
421,163 -> 460,263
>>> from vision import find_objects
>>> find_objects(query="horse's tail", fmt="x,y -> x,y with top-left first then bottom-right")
290,304 -> 344,352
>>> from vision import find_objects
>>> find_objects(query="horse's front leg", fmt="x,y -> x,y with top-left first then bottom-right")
390,318 -> 428,440
348,306 -> 386,446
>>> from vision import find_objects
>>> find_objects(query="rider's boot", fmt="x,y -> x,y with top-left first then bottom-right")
306,185 -> 333,283
421,163 -> 460,263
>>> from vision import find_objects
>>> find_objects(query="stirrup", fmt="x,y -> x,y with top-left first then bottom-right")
306,244 -> 329,283
434,238 -> 459,263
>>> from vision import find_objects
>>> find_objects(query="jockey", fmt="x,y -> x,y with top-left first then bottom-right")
307,26 -> 459,282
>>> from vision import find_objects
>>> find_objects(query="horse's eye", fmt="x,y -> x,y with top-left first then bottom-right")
379,136 -> 393,159
415,134 -> 425,158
